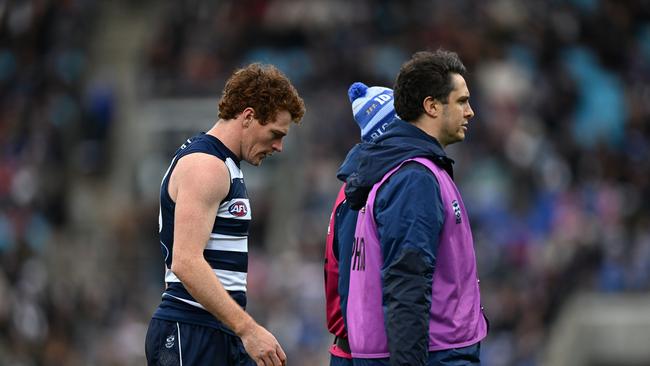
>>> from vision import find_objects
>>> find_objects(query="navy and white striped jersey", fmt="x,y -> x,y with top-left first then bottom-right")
152,133 -> 250,332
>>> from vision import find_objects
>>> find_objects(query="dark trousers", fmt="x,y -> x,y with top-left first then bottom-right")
352,343 -> 480,366
331,354 -> 354,366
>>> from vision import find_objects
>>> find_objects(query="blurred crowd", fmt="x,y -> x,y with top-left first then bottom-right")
0,0 -> 126,364
1,0 -> 650,365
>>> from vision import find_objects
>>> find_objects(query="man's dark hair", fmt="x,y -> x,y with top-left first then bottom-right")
393,50 -> 467,122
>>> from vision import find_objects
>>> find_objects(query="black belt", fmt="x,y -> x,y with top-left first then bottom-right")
334,336 -> 351,354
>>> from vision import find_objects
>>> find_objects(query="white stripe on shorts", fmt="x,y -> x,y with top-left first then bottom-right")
176,322 -> 183,366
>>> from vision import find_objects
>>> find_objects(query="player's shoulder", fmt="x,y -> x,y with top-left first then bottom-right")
176,152 -> 228,176
173,153 -> 230,201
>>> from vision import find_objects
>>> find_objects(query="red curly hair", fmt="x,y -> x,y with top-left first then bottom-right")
218,63 -> 305,125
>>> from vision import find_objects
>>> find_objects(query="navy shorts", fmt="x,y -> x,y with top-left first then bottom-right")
145,318 -> 254,366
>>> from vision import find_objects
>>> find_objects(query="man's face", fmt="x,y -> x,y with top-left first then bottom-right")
439,73 -> 474,146
241,110 -> 292,166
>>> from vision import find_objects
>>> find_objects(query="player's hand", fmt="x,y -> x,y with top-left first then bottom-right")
240,323 -> 287,366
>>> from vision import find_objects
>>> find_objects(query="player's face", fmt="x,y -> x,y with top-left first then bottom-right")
242,110 -> 292,166
438,74 -> 474,147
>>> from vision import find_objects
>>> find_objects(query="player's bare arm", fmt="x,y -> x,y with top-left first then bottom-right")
169,152 -> 286,366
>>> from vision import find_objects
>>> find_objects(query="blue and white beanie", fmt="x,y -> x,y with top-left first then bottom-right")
348,82 -> 397,142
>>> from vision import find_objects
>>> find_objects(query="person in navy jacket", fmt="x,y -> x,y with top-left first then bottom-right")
343,50 -> 488,366
324,82 -> 398,366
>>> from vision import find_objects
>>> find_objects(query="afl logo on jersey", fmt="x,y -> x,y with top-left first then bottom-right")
228,201 -> 248,217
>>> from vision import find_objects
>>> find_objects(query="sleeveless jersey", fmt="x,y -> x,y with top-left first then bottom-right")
152,133 -> 250,332
347,157 -> 487,358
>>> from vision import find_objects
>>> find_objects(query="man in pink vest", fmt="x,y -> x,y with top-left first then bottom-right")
344,50 -> 488,365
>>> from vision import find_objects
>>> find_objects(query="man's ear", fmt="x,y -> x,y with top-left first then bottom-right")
423,96 -> 441,118
241,108 -> 255,127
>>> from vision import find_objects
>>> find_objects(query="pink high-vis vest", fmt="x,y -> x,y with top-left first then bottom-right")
347,157 -> 487,358
324,184 -> 353,359
324,184 -> 348,340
